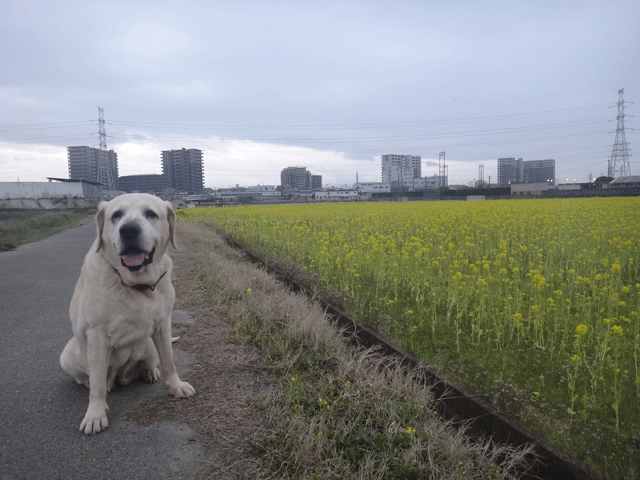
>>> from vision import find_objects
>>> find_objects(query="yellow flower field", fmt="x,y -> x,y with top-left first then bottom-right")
179,197 -> 639,467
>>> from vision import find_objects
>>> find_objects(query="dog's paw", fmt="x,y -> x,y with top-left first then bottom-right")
167,380 -> 195,399
80,403 -> 109,435
143,367 -> 160,384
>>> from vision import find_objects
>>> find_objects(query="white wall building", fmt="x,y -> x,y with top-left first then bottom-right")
313,189 -> 359,201
246,185 -> 281,196
0,178 -> 101,209
413,175 -> 441,190
355,182 -> 391,194
381,154 -> 421,184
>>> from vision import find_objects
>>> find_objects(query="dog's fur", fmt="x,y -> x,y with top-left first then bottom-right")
60,193 -> 195,434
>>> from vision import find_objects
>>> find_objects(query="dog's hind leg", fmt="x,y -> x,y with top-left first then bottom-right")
60,337 -> 90,388
118,338 -> 160,385
141,338 -> 161,383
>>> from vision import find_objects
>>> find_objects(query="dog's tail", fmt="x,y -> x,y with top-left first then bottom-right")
171,336 -> 180,343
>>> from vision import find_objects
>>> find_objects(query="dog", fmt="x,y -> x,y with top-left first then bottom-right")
60,193 -> 195,434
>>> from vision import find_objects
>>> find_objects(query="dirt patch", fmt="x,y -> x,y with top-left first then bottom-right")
124,226 -> 272,480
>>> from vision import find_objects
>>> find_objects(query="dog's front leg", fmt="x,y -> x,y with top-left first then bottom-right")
152,323 -> 195,399
80,328 -> 111,434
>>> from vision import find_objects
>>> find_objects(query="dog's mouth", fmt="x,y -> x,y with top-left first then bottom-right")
120,247 -> 155,272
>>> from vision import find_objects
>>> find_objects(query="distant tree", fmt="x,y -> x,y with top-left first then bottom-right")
595,176 -> 614,184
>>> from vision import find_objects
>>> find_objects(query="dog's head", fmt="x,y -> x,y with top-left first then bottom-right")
95,194 -> 176,279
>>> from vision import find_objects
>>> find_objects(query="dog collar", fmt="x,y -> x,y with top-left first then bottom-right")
116,270 -> 168,292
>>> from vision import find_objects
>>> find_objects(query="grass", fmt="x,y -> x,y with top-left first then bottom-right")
174,221 -> 536,479
0,209 -> 90,251
6,210 -> 537,478
178,198 -> 640,479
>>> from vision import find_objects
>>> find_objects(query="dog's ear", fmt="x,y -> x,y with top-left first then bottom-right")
167,204 -> 177,249
95,203 -> 106,252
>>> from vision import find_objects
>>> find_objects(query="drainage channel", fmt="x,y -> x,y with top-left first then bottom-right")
226,238 -> 605,480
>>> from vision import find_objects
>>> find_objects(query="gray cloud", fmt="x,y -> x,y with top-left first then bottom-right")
1,0 -> 638,186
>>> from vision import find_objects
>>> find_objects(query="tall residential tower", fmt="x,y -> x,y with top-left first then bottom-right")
161,148 -> 204,193
67,146 -> 118,185
497,157 -> 555,185
381,154 -> 421,184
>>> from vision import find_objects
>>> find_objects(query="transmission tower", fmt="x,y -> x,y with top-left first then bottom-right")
607,88 -> 632,178
96,107 -> 117,197
438,151 -> 448,188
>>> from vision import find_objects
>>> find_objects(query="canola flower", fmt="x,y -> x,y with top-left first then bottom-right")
179,197 -> 640,431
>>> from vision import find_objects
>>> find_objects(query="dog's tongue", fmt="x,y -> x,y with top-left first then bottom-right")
122,253 -> 146,267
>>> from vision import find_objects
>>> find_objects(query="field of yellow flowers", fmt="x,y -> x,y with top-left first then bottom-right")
179,197 -> 639,472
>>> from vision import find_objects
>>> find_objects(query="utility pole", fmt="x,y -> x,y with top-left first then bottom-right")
607,88 -> 632,178
97,107 -> 117,198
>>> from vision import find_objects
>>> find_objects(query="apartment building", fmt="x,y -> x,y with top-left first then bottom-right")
381,154 -> 422,183
280,167 -> 322,191
161,148 -> 204,193
523,159 -> 555,184
118,174 -> 169,194
497,157 -> 524,186
67,146 -> 118,185
498,158 -> 555,185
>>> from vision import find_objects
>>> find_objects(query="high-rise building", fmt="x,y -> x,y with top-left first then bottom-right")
498,157 -> 555,185
497,157 -> 524,185
523,159 -> 555,184
381,154 -> 422,191
67,146 -> 118,184
281,166 -> 314,190
381,154 -> 421,183
161,148 -> 204,193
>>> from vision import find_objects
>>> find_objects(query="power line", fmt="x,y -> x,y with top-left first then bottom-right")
0,121 -> 93,131
108,104 -> 612,131
105,119 -> 610,145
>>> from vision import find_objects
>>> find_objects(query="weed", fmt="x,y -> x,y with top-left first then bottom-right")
180,221 -> 535,479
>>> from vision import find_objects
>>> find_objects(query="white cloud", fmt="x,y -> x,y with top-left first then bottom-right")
136,80 -> 214,101
118,20 -> 192,60
0,136 -> 502,188
202,139 -> 376,188
0,142 -> 68,182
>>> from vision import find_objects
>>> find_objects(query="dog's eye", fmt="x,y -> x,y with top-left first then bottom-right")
111,210 -> 124,221
144,209 -> 159,220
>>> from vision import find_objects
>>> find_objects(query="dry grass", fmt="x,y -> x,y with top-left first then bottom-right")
130,221 -> 536,479
124,224 -> 270,480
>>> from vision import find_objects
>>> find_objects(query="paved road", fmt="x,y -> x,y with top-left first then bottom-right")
0,223 -> 205,479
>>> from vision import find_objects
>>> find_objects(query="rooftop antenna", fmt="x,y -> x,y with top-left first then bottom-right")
607,88 -> 632,178
97,107 -> 117,198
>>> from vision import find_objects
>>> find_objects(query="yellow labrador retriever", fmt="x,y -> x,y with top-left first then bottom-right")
60,193 -> 195,434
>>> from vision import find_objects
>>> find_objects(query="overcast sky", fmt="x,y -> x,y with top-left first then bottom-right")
1,0 -> 638,188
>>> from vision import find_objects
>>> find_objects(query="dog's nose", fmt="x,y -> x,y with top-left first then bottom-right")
119,223 -> 141,242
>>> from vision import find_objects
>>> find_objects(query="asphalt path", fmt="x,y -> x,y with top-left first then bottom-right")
0,223 -> 205,479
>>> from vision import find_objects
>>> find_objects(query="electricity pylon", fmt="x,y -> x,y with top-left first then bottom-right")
96,107 -> 117,197
607,89 -> 632,178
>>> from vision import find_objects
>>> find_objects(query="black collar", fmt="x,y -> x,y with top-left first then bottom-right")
116,270 -> 168,292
